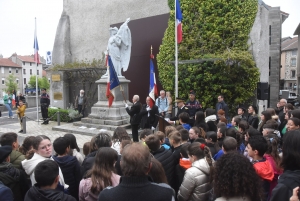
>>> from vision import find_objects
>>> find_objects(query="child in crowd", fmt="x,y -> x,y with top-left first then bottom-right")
231,116 -> 241,130
115,139 -> 132,176
176,125 -> 184,131
176,143 -> 191,191
149,158 -> 168,184
0,132 -> 25,169
205,131 -> 220,157
19,136 -> 35,159
110,127 -> 129,154
179,112 -> 191,130
247,136 -> 274,201
217,126 -> 226,148
189,127 -> 201,143
214,136 -> 237,160
79,148 -> 120,201
24,160 -> 76,201
64,133 -> 84,165
168,131 -> 182,164
238,120 -> 250,153
164,126 -> 177,147
178,142 -> 213,201
16,100 -> 26,133
155,131 -> 170,150
82,142 -> 90,157
53,137 -> 81,200
179,129 -> 189,144
264,136 -> 283,197
139,129 -> 152,142
213,152 -> 263,201
226,127 -> 242,153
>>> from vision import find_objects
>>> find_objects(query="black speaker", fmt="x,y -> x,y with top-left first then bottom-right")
257,82 -> 269,100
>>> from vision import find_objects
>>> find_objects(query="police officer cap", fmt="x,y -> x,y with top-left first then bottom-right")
0,146 -> 12,163
175,97 -> 185,103
189,90 -> 195,95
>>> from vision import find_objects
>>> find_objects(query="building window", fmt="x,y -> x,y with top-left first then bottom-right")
16,69 -> 18,73
289,83 -> 293,90
37,70 -> 39,75
9,68 -> 11,74
23,69 -> 26,74
291,59 -> 296,66
16,79 -> 19,84
30,62 -> 32,66
1,78 -> 4,85
23,62 -> 25,65
37,63 -> 39,67
24,78 -> 26,84
1,67 -> 4,74
30,69 -> 32,75
292,50 -> 297,56
291,70 -> 296,78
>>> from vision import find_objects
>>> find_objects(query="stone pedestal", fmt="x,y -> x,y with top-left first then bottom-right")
88,77 -> 131,126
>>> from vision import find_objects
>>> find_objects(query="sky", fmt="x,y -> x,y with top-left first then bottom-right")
0,0 -> 299,59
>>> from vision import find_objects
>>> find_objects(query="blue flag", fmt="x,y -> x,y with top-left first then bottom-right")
108,56 -> 120,90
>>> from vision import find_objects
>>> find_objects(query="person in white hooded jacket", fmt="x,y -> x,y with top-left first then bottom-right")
178,142 -> 214,201
21,135 -> 68,189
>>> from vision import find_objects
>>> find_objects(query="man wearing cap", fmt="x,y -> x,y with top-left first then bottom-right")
186,90 -> 202,126
0,145 -> 29,200
168,98 -> 190,125
40,88 -> 50,125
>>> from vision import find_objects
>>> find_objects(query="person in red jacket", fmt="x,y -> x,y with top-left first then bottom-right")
247,136 -> 274,201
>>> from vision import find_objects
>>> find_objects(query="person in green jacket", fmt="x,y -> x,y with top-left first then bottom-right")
3,91 -> 13,118
0,132 -> 25,169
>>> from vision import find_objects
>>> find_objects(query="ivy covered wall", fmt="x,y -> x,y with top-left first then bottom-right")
157,0 -> 260,110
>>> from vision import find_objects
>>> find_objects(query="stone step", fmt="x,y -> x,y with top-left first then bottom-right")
80,117 -> 130,126
73,121 -> 131,130
52,123 -> 132,137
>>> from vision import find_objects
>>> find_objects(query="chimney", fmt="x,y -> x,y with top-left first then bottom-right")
0,54 -> 3,59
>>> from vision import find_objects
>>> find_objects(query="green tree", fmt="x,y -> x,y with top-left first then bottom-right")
28,76 -> 50,90
157,0 -> 260,112
5,74 -> 18,93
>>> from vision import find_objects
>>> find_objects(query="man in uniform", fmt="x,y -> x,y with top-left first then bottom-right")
168,97 -> 189,125
40,88 -> 50,125
185,90 -> 202,126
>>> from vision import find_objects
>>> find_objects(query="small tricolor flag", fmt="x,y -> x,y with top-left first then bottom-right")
176,0 -> 183,44
106,55 -> 120,107
33,21 -> 40,64
149,54 -> 158,108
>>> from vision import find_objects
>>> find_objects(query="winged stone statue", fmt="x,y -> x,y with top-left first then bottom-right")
102,18 -> 132,77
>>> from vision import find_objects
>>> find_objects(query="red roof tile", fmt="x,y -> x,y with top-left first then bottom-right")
0,58 -> 22,68
282,37 -> 298,51
17,55 -> 37,63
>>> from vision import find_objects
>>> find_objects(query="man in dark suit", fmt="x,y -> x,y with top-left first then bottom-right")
168,97 -> 190,125
140,96 -> 159,130
216,94 -> 229,120
125,95 -> 142,142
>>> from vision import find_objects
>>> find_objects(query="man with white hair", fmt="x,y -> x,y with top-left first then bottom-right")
278,98 -> 287,123
75,89 -> 87,117
125,95 -> 142,142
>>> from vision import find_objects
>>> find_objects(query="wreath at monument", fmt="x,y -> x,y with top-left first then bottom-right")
157,0 -> 260,111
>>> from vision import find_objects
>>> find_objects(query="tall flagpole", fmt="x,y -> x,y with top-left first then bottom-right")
175,0 -> 178,114
35,18 -> 39,124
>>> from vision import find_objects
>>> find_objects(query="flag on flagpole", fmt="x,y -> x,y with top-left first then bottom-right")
176,0 -> 183,44
33,23 -> 40,64
149,54 -> 158,108
106,55 -> 120,107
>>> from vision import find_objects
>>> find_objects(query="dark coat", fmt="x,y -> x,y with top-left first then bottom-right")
152,147 -> 175,188
74,95 -> 88,110
40,93 -> 50,106
207,121 -> 217,132
0,181 -> 13,201
195,122 -> 209,132
25,185 -> 76,201
81,151 -> 97,178
206,142 -> 219,157
170,105 -> 190,123
140,104 -> 159,129
216,101 -> 229,119
52,155 -> 81,200
126,101 -> 142,125
270,170 -> 300,201
278,107 -> 285,124
247,114 -> 259,129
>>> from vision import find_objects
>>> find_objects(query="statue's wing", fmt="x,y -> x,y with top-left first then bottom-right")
118,23 -> 132,72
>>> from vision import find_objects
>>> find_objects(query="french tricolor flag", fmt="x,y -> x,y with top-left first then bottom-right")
149,54 -> 158,108
106,55 -> 120,107
33,21 -> 40,64
176,0 -> 183,44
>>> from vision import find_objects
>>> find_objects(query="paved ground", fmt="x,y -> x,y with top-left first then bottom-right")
0,110 -> 93,149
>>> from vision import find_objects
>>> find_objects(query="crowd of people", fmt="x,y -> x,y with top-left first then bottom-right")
0,91 -> 300,201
